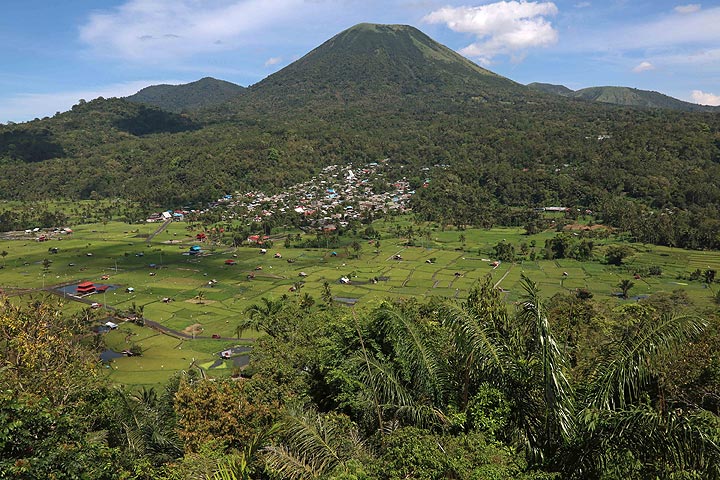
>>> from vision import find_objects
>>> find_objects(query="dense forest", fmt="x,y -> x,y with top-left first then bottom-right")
3,275 -> 720,479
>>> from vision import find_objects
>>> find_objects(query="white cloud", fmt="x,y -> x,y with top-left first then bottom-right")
674,4 -> 701,14
264,56 -> 283,67
632,61 -> 654,72
574,2 -> 591,8
79,0 -> 303,62
691,90 -> 720,106
422,1 -> 559,63
573,6 -> 720,52
0,80 -> 183,123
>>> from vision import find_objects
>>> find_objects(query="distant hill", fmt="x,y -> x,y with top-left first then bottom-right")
527,82 -> 574,96
126,77 -> 245,112
570,86 -> 718,112
528,82 -> 717,112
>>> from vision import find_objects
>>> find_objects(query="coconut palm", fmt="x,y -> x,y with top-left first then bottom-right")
559,311 -> 717,477
238,297 -> 286,338
112,387 -> 183,465
618,279 -> 634,299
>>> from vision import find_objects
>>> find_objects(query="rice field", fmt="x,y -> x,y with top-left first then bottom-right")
1,216 -> 717,386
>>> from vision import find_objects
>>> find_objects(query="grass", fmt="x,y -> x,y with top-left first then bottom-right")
2,215 -> 718,386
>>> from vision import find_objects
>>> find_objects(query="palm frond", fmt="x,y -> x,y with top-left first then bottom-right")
571,404 -> 720,478
519,275 -> 575,443
263,444 -> 319,480
586,312 -> 706,410
440,301 -> 504,372
376,304 -> 449,401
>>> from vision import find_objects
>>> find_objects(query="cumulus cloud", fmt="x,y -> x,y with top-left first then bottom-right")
79,0 -> 303,61
422,1 -> 559,63
632,61 -> 655,72
674,4 -> 701,14
691,90 -> 720,106
0,80 -> 183,123
264,56 -> 283,67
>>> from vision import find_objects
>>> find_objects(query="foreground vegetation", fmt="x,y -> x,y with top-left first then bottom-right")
1,213 -> 719,479
2,271 -> 720,478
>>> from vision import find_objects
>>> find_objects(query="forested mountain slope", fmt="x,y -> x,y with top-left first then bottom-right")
126,77 -> 246,113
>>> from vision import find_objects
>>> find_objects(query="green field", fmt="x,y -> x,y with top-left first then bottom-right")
2,217 -> 718,386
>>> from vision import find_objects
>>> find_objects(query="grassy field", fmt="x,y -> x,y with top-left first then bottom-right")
2,216 -> 718,386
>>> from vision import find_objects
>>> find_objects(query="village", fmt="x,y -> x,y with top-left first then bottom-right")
145,160 -> 424,232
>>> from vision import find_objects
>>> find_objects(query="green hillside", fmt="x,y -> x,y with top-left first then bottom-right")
571,86 -> 718,112
527,82 -> 574,96
126,77 -> 246,112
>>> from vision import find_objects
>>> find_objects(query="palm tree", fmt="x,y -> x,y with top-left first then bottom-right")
214,424 -> 281,480
195,291 -> 206,304
299,292 -> 315,311
618,279 -> 634,299
239,297 -> 286,338
321,281 -> 333,306
112,387 -> 183,465
561,312 -> 715,477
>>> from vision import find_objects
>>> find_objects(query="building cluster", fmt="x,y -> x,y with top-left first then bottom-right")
210,161 -> 418,229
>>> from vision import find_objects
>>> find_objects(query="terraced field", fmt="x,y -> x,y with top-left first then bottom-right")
1,217 -> 717,386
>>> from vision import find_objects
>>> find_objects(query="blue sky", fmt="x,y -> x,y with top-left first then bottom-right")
2,0 -> 719,122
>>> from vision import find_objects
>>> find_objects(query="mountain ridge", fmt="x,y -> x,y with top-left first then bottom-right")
126,77 -> 245,113
528,82 -> 718,112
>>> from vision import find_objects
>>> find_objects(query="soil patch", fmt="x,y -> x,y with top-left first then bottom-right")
183,323 -> 203,335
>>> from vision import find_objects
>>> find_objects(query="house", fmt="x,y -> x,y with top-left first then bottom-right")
76,281 -> 96,294
224,259 -> 237,265
104,321 -> 118,329
96,285 -> 110,293
247,235 -> 270,244
126,287 -> 135,293
189,246 -> 201,254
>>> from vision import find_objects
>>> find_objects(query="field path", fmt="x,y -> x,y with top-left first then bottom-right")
147,218 -> 172,242
494,263 -> 514,289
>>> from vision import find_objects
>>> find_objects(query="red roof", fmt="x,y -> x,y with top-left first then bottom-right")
78,281 -> 94,288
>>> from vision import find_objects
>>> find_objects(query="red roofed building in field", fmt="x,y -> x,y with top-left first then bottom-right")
76,282 -> 95,294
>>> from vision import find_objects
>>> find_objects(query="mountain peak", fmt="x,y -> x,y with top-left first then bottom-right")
250,22 -> 518,105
